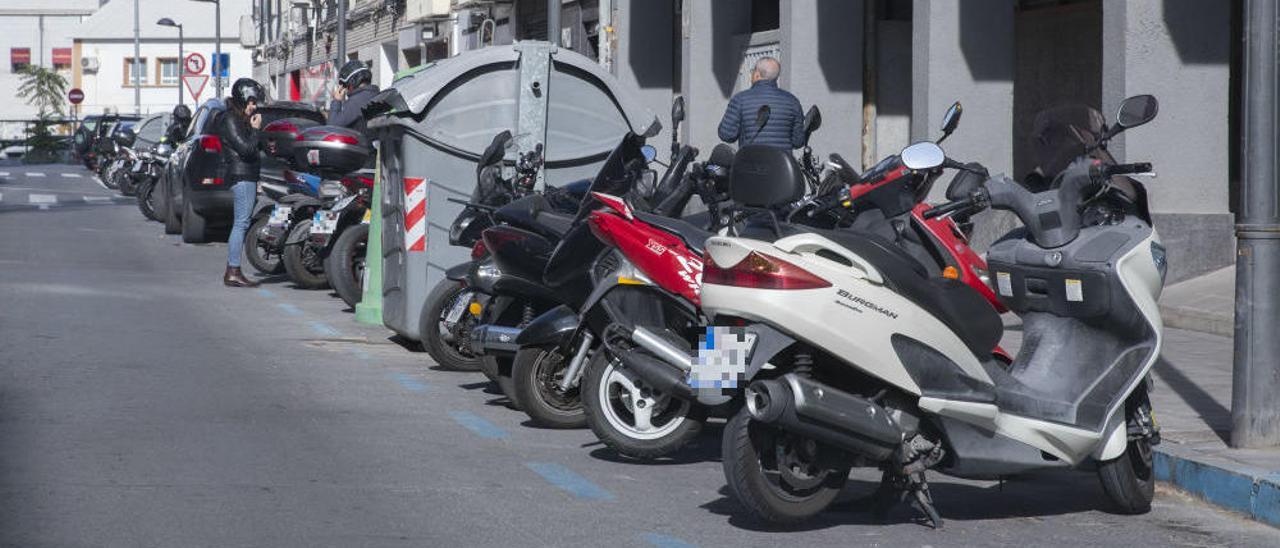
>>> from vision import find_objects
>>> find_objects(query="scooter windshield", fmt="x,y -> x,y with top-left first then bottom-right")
573,132 -> 647,222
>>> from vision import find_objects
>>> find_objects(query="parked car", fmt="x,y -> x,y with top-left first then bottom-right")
157,100 -> 326,243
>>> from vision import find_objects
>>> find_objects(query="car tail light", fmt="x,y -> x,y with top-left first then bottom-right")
264,120 -> 299,134
199,135 -> 222,153
471,240 -> 488,260
322,133 -> 359,145
702,251 -> 831,290
200,177 -> 224,185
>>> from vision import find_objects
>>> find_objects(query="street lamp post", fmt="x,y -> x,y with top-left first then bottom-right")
133,0 -> 141,115
157,18 -> 184,106
192,0 -> 222,97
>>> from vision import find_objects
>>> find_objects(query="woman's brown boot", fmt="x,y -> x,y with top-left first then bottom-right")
223,266 -> 260,288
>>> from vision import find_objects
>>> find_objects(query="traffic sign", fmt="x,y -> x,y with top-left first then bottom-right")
67,88 -> 84,105
184,53 -> 206,75
182,74 -> 209,103
210,53 -> 230,78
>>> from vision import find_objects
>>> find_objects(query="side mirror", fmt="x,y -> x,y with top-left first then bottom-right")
1116,94 -> 1158,130
641,144 -> 658,163
803,106 -> 822,146
900,142 -> 946,171
671,96 -> 685,127
938,102 -> 962,143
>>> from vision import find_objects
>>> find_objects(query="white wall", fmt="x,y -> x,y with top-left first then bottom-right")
77,39 -> 254,116
0,13 -> 92,120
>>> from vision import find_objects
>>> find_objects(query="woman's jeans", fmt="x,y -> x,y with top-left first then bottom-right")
227,180 -> 257,267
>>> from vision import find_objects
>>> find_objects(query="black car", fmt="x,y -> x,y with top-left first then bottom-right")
157,100 -> 327,243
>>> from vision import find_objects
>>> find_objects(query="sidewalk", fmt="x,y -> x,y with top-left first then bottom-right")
1159,265 -> 1235,337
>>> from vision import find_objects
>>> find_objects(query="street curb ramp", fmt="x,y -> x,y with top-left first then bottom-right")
1154,445 -> 1280,527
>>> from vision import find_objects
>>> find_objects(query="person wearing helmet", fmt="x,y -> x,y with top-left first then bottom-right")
328,60 -> 379,133
164,104 -> 193,145
220,78 -> 266,288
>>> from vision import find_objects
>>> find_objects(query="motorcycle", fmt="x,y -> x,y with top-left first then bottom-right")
703,95 -> 1162,527
135,142 -> 174,221
308,171 -> 375,307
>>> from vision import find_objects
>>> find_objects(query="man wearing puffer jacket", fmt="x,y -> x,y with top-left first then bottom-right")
717,57 -> 805,149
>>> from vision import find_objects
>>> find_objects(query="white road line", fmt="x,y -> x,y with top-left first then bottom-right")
0,192 -> 4,202
91,175 -> 109,191
0,172 -> 9,177
25,172 -> 45,178
28,194 -> 57,204
83,196 -> 110,203
61,173 -> 81,178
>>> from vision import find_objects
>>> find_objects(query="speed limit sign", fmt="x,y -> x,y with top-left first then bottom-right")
184,53 -> 206,75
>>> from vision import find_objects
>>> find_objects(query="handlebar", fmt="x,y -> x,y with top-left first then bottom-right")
922,198 -> 972,220
1100,162 -> 1152,178
446,197 -> 498,212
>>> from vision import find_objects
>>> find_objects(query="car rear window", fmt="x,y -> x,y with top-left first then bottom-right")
259,106 -> 325,127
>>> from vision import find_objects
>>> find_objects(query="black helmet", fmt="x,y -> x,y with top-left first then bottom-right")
337,60 -> 371,90
172,104 -> 192,120
231,78 -> 265,105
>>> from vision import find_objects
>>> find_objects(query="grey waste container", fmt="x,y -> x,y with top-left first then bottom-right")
366,41 -> 659,341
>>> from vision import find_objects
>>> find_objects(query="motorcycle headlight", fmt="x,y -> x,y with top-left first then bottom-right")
1150,242 -> 1168,283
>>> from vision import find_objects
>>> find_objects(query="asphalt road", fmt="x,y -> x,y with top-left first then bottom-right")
2,164 -> 1278,547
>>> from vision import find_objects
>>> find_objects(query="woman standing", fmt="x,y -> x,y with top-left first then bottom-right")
221,78 -> 265,288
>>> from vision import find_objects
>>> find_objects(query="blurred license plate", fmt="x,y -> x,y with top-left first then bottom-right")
444,293 -> 471,324
311,211 -> 340,235
267,205 -> 292,228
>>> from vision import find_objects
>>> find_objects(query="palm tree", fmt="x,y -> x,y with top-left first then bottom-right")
17,65 -> 69,117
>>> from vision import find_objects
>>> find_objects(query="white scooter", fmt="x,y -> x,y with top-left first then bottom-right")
699,95 -> 1164,527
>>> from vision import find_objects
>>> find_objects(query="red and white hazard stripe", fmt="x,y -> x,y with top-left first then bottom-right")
404,177 -> 427,252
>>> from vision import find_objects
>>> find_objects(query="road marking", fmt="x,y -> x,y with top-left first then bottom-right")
308,321 -> 340,337
640,533 -> 697,548
350,349 -> 372,360
448,411 -> 509,439
256,288 -> 276,298
391,372 -> 428,392
61,173 -> 81,178
0,172 -> 9,177
25,172 -> 45,178
84,196 -> 110,203
28,194 -> 56,205
91,175 -> 109,191
525,462 -> 616,501
277,303 -> 303,316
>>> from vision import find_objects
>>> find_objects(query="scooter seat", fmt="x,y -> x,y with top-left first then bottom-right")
494,193 -> 576,238
817,230 -> 1003,358
633,211 -> 714,255
279,194 -> 323,207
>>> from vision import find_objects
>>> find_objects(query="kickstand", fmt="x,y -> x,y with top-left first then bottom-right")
907,472 -> 944,529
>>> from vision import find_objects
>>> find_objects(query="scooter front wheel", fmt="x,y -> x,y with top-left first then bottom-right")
722,406 -> 849,525
512,346 -> 586,429
1097,388 -> 1156,514
282,220 -> 330,289
581,350 -> 704,459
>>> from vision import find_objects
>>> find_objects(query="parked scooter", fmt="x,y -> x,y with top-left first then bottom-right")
135,142 -> 175,221
702,95 -> 1162,527
318,172 -> 376,308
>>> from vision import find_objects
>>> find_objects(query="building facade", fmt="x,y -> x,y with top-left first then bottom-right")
251,0 -> 1236,283
70,0 -> 256,117
0,1 -> 100,138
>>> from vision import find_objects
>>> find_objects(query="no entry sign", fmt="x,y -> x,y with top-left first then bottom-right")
67,88 -> 84,105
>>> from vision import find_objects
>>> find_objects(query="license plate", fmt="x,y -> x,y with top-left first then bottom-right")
267,205 -> 292,229
311,211 -> 341,236
444,292 -> 471,324
688,327 -> 758,392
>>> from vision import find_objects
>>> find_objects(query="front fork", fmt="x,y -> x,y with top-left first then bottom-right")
556,331 -> 596,392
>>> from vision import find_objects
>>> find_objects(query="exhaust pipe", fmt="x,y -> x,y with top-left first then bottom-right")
746,374 -> 902,461
619,350 -> 694,399
469,324 -> 522,355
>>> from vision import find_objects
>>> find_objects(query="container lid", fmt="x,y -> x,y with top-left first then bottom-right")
367,42 -> 659,164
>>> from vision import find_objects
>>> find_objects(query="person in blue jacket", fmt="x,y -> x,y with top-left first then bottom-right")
717,57 -> 805,150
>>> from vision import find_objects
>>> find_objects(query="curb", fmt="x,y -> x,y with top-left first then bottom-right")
1154,445 -> 1280,528
1158,303 -> 1233,337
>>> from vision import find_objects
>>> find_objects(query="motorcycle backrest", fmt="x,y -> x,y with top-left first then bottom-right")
477,130 -> 513,177
729,145 -> 805,208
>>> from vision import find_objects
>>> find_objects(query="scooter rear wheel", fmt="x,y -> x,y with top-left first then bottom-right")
245,216 -> 286,275
722,406 -> 849,525
282,220 -> 330,289
420,279 -> 482,372
581,350 -> 704,459
511,346 -> 586,429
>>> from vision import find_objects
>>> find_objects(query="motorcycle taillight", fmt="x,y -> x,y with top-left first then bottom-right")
471,240 -> 488,260
199,135 -> 222,153
702,251 -> 830,290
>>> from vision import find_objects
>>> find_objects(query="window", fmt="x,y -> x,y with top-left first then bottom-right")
124,57 -> 147,86
750,0 -> 780,33
10,48 -> 30,72
157,58 -> 179,86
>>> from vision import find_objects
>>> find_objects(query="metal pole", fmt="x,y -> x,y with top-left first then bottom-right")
134,0 -> 141,114
1232,0 -> 1280,448
215,0 -> 223,97
861,0 -> 877,171
178,26 -> 184,106
547,0 -> 561,46
337,0 -> 347,66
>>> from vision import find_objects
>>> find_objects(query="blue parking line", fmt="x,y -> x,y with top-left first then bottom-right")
308,321 -> 340,337
448,411 -> 509,439
256,288 -> 276,298
350,348 -> 372,360
640,533 -> 697,548
277,303 -> 302,316
391,372 -> 427,392
525,462 -> 616,501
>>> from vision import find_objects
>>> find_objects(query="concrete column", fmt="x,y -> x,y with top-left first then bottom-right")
612,0 -> 677,152
779,0 -> 863,163
680,0 -> 750,150
911,0 -> 1015,177
1103,0 -> 1233,282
